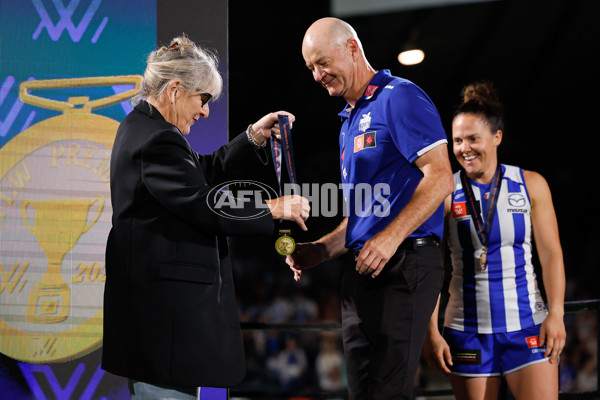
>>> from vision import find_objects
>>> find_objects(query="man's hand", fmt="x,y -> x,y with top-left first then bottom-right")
355,228 -> 401,278
286,242 -> 328,281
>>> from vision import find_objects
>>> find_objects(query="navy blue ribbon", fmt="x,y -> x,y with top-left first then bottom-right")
460,164 -> 503,251
270,114 -> 297,196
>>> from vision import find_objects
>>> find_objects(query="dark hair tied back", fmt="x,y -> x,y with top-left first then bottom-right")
455,81 -> 504,133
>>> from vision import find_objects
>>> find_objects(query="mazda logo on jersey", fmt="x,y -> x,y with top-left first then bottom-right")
508,193 -> 526,207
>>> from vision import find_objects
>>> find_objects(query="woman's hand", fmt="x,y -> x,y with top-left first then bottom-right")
423,329 -> 453,375
539,311 -> 566,364
251,111 -> 295,145
264,194 -> 309,231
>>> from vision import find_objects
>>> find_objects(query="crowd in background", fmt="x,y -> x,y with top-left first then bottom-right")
230,243 -> 597,397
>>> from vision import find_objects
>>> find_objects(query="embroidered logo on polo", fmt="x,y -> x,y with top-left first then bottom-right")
451,349 -> 482,365
354,131 -> 376,153
358,112 -> 371,132
364,85 -> 378,98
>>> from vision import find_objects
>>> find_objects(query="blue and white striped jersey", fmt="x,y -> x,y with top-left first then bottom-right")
445,164 -> 547,333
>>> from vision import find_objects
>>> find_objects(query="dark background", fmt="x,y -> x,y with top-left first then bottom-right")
228,0 -> 600,300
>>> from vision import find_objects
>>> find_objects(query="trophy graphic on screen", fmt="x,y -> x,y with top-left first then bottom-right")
0,75 -> 141,363
21,196 -> 104,323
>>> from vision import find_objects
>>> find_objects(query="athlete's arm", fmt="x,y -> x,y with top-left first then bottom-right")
423,196 -> 454,373
524,169 -> 566,364
424,294 -> 453,374
355,144 -> 454,277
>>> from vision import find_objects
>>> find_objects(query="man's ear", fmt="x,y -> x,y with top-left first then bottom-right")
347,38 -> 360,59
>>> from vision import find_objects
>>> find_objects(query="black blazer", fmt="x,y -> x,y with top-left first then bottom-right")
102,101 -> 274,387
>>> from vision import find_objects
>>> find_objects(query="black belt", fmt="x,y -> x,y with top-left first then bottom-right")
353,236 -> 438,258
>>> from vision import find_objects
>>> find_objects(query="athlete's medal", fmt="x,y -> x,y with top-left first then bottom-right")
479,246 -> 488,266
275,229 -> 296,256
460,165 -> 502,272
270,114 -> 299,255
473,246 -> 487,271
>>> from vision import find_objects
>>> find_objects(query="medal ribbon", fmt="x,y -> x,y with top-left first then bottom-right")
270,114 -> 298,196
270,115 -> 298,255
460,164 -> 503,253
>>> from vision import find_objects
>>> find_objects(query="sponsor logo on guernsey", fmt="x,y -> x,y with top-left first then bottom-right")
452,202 -> 467,218
508,193 -> 526,207
354,131 -> 376,153
507,208 -> 528,214
385,85 -> 394,89
507,193 -> 528,213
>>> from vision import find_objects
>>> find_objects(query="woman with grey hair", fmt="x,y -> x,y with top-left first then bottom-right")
102,35 -> 309,399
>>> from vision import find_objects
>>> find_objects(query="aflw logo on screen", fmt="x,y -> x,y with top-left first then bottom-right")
31,0 -> 109,43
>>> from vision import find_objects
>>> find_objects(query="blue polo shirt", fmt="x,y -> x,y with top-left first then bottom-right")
339,70 -> 447,250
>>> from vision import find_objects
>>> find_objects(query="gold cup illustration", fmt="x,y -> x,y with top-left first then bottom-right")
21,196 -> 104,323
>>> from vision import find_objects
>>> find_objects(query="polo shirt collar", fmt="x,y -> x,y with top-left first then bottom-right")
338,69 -> 392,119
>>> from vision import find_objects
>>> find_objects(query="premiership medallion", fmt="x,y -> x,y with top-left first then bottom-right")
474,246 -> 488,271
275,229 -> 296,256
0,76 -> 141,363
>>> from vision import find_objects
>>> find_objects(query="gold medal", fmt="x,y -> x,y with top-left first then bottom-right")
480,246 -> 488,267
275,229 -> 295,255
474,246 -> 487,271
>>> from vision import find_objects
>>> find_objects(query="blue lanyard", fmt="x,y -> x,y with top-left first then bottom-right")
270,114 -> 297,196
460,164 -> 503,250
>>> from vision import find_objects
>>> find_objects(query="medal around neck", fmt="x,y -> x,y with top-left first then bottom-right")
474,246 -> 488,271
275,229 -> 296,255
460,166 -> 502,274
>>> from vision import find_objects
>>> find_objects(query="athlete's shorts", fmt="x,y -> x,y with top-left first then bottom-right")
442,324 -> 550,376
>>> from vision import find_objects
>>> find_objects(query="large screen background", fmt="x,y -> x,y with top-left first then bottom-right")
0,1 -> 228,398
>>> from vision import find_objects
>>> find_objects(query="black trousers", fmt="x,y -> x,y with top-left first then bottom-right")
341,242 -> 444,400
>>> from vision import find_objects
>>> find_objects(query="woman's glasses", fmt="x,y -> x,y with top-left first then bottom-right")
198,91 -> 212,108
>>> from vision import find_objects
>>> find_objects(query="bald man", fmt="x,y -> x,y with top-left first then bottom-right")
287,18 -> 453,399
